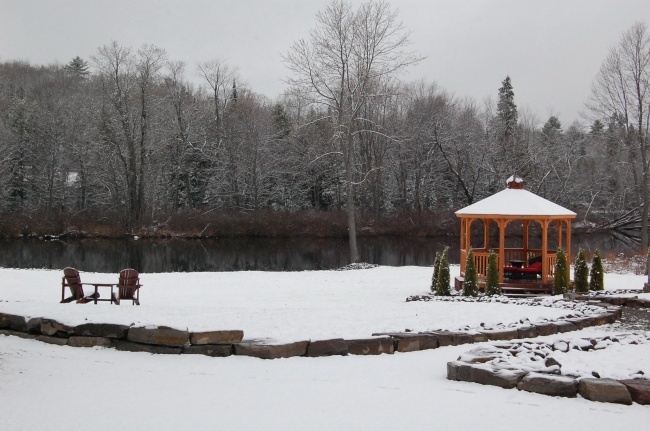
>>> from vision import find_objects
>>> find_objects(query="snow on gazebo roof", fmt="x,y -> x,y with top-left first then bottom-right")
455,176 -> 577,217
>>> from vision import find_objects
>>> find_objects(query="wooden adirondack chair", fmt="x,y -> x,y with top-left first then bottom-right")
61,267 -> 101,304
111,268 -> 142,305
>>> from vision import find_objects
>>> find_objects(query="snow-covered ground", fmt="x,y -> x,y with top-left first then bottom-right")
1,265 -> 649,430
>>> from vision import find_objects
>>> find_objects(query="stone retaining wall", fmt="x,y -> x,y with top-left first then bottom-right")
0,306 -> 623,359
447,334 -> 650,405
563,293 -> 650,309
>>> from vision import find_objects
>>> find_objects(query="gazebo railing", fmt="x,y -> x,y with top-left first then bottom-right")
461,248 -> 557,280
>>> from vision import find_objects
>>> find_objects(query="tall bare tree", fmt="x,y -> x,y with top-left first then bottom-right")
283,0 -> 421,262
588,22 -> 650,246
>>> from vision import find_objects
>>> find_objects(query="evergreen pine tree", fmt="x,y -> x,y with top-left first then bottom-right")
589,249 -> 604,291
64,56 -> 90,78
462,249 -> 478,297
497,76 -> 518,142
485,249 -> 501,296
431,251 -> 441,293
231,80 -> 238,102
435,247 -> 451,296
553,249 -> 569,295
573,248 -> 589,293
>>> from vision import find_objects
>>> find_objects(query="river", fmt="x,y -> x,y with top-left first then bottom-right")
0,232 -> 641,273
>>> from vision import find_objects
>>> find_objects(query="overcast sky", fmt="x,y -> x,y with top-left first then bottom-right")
2,0 -> 649,126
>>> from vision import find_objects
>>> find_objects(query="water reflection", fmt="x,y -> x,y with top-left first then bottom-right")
0,232 -> 639,273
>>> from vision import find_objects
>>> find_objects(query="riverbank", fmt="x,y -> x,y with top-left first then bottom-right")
0,208 -> 456,239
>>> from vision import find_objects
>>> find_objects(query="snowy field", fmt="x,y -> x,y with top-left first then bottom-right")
1,265 -> 649,430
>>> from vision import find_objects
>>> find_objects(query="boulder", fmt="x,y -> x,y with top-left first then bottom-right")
625,298 -> 650,308
36,335 -> 68,346
457,347 -> 503,364
468,331 -> 488,343
183,344 -> 233,357
566,317 -> 596,330
385,333 -> 438,352
190,330 -> 244,345
590,313 -> 614,326
113,340 -> 182,354
0,329 -> 36,340
619,379 -> 650,405
424,331 -> 474,346
470,364 -> 528,389
40,319 -> 73,337
517,326 -> 538,339
534,322 -> 558,336
235,341 -> 309,359
73,323 -> 129,339
26,317 -> 43,334
67,336 -> 112,348
554,321 -> 578,333
127,326 -> 189,347
578,378 -> 633,405
346,338 -> 394,355
447,361 -> 474,382
479,328 -> 519,341
306,338 -> 348,357
0,312 -> 27,331
517,372 -> 578,397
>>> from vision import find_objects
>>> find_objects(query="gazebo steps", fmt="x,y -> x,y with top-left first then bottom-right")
499,283 -> 553,298
454,276 -> 554,297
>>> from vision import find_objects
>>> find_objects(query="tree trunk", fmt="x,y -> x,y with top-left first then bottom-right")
346,129 -> 359,263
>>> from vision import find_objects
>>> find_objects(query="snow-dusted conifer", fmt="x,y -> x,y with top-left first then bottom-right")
435,247 -> 451,296
553,249 -> 569,295
431,251 -> 441,293
485,249 -> 501,296
573,248 -> 589,293
462,249 -> 478,297
589,249 -> 604,291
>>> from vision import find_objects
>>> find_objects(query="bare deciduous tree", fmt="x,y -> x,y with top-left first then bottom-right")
588,22 -> 650,246
283,0 -> 421,262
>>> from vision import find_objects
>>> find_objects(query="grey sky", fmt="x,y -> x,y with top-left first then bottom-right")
2,0 -> 649,126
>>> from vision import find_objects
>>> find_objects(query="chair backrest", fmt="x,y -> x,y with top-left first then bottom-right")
63,267 -> 84,299
118,268 -> 139,299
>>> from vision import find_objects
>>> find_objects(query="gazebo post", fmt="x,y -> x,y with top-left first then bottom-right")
541,219 -> 549,283
523,220 -> 530,262
566,219 -> 572,281
484,218 -> 490,251
498,219 -> 506,283
557,219 -> 563,256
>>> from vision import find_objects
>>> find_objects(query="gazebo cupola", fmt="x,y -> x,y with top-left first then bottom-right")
455,175 -> 576,286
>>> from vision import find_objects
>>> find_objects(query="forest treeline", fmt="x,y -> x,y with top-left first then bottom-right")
0,10 -> 648,241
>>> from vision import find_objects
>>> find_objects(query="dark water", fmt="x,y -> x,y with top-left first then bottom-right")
0,236 -> 454,273
0,232 -> 640,273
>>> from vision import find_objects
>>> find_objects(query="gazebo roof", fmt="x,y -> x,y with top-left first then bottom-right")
455,188 -> 576,218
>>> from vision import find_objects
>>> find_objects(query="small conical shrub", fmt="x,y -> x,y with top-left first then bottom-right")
485,249 -> 501,296
573,248 -> 589,293
431,251 -> 441,293
553,249 -> 569,295
463,249 -> 478,297
589,249 -> 604,291
435,247 -> 451,296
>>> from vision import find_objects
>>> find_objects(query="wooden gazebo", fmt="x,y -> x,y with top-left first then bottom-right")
455,175 -> 576,288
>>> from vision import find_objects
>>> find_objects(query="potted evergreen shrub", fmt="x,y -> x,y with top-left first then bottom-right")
573,248 -> 589,293
589,249 -> 604,291
462,249 -> 478,297
553,249 -> 569,295
485,249 -> 501,296
435,247 -> 451,296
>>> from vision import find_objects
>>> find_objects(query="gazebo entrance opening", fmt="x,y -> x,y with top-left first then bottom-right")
455,176 -> 576,290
